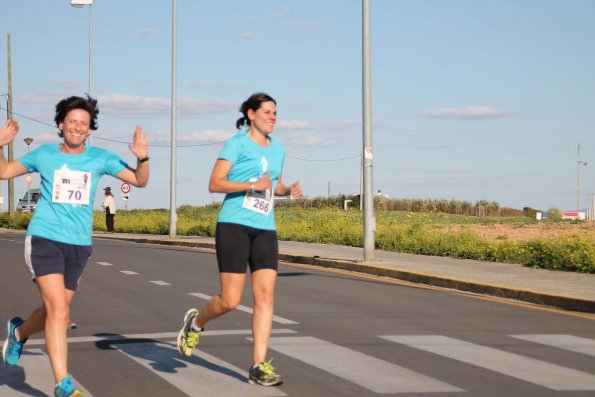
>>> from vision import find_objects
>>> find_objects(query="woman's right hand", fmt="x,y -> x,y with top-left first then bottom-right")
0,120 -> 19,147
253,172 -> 272,191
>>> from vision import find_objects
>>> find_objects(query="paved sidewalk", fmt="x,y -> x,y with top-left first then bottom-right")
91,232 -> 595,314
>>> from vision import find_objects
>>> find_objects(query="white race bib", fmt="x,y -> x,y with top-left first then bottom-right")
242,189 -> 273,216
52,169 -> 92,206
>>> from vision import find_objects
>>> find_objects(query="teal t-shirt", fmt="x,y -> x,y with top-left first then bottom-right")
217,131 -> 285,230
19,144 -> 127,245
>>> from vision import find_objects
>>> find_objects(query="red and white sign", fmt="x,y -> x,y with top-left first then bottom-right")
25,175 -> 32,185
121,182 -> 131,194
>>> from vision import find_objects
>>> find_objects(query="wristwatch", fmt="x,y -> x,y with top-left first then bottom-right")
138,155 -> 150,163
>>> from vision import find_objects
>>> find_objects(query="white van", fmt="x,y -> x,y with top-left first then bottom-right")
17,188 -> 41,212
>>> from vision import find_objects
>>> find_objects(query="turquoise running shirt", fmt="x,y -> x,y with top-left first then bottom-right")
19,144 -> 127,245
217,130 -> 285,231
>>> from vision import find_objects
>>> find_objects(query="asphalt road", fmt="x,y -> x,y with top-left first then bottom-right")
1,233 -> 594,396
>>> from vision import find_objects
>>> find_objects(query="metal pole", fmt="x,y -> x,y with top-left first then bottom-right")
169,0 -> 178,239
362,0 -> 375,262
576,144 -> 587,217
87,3 -> 93,145
7,33 -> 14,215
24,137 -> 33,210
577,144 -> 580,214
0,94 -> 7,213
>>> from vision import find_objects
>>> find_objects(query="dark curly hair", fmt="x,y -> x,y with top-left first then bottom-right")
236,92 -> 276,130
54,95 -> 99,137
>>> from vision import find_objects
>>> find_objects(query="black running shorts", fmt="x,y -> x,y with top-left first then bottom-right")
24,235 -> 92,291
215,222 -> 279,274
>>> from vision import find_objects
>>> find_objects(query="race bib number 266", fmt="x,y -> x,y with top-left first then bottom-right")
242,190 -> 273,216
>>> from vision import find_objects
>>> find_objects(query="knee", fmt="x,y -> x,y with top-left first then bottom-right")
218,295 -> 241,312
253,291 -> 274,311
45,304 -> 69,323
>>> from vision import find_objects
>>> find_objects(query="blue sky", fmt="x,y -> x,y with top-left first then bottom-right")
1,0 -> 594,212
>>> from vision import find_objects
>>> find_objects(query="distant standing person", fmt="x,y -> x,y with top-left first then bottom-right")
0,95 -> 149,397
102,186 -> 116,233
177,92 -> 302,387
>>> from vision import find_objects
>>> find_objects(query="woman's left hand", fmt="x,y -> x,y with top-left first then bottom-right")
128,125 -> 149,159
289,181 -> 303,198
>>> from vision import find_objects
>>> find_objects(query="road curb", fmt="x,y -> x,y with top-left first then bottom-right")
98,235 -> 595,314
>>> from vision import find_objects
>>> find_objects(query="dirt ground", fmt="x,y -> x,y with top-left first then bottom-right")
445,221 -> 595,242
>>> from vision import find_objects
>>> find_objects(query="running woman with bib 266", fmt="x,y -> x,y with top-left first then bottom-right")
177,92 -> 302,387
0,95 -> 149,397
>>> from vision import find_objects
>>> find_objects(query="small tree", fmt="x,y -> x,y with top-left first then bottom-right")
546,207 -> 563,222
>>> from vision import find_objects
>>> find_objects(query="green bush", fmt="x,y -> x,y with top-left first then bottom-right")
3,206 -> 594,273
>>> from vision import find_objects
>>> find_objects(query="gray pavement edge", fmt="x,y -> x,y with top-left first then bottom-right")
94,233 -> 595,315
2,228 -> 594,314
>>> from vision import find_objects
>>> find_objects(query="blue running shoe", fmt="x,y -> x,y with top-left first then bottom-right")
54,375 -> 83,397
2,316 -> 27,366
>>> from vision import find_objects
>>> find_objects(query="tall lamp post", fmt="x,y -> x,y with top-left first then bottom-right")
0,93 -> 8,213
577,144 -> 587,217
70,0 -> 93,144
23,137 -> 34,210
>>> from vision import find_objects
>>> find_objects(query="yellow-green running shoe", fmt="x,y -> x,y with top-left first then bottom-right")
177,308 -> 202,358
248,359 -> 284,386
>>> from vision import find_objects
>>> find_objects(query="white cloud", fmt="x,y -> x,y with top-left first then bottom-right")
241,32 -> 265,41
424,106 -> 509,119
277,120 -> 315,130
97,94 -> 236,118
137,28 -> 154,38
55,80 -> 83,89
283,133 -> 336,148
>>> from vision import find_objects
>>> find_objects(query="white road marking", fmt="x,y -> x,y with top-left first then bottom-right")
509,334 -> 595,357
114,341 -> 286,397
150,280 -> 172,286
121,270 -> 138,275
25,329 -> 298,346
265,336 -> 462,394
188,292 -> 299,325
0,349 -> 94,396
383,335 -> 595,391
96,261 -> 113,266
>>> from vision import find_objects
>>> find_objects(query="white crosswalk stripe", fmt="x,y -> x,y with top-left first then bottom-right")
114,341 -> 286,397
382,335 -> 595,391
0,349 -> 94,396
4,333 -> 595,395
265,336 -> 462,393
509,334 -> 595,357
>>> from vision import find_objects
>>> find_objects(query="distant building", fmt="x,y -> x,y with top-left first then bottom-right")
562,211 -> 586,220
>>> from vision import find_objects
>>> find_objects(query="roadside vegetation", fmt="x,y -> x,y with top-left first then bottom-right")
1,196 -> 594,273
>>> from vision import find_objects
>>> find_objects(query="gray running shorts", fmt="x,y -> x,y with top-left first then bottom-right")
24,235 -> 92,291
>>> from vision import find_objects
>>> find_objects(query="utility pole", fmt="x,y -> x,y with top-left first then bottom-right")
7,33 -> 15,215
577,144 -> 587,217
362,0 -> 375,262
169,0 -> 178,239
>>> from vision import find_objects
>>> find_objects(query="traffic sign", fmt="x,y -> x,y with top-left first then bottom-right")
121,182 -> 131,194
25,175 -> 32,185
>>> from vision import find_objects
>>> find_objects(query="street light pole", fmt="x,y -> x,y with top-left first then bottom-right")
362,0 -> 375,262
169,0 -> 178,239
576,144 -> 587,217
70,0 -> 93,145
0,93 -> 8,213
23,137 -> 33,210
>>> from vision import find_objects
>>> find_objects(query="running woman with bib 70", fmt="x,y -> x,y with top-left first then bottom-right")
0,95 -> 149,397
177,92 -> 302,387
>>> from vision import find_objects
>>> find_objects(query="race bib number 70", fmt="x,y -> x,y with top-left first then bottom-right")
52,169 -> 92,206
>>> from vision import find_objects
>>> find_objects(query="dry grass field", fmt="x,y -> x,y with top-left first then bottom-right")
445,221 -> 595,243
